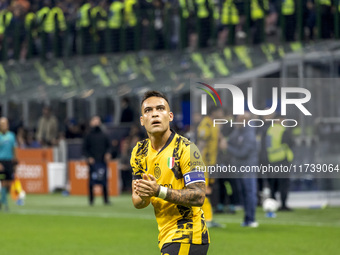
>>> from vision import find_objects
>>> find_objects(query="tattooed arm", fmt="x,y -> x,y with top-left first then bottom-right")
135,174 -> 206,207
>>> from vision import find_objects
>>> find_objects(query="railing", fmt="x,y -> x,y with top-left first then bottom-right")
1,1 -> 340,62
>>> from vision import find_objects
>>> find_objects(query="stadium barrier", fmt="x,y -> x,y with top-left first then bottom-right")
15,148 -> 119,196
15,148 -> 53,194
15,161 -> 49,194
69,160 -> 119,196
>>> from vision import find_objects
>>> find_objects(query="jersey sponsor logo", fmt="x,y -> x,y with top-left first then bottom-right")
193,151 -> 200,159
167,157 -> 175,169
154,163 -> 161,179
188,161 -> 204,167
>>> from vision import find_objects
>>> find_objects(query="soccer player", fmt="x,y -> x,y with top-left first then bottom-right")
131,91 -> 210,255
0,117 -> 17,211
197,107 -> 224,228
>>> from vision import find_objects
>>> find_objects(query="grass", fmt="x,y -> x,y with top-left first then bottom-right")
0,193 -> 339,255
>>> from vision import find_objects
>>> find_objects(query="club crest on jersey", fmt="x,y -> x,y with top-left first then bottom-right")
167,157 -> 175,169
154,163 -> 161,179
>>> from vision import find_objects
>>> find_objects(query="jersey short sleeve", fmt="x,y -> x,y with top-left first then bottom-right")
180,142 -> 206,186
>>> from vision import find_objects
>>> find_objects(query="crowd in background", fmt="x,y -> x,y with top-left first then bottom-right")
0,0 -> 337,61
5,96 -> 297,218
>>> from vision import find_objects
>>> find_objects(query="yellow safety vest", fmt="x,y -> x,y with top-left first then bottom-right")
221,0 -> 239,25
251,0 -> 264,20
319,0 -> 331,6
266,124 -> 294,163
0,10 -> 13,35
36,7 -> 50,32
282,0 -> 295,15
91,6 -> 107,30
108,1 -> 124,29
263,0 -> 269,11
179,0 -> 190,18
124,0 -> 137,27
196,0 -> 209,18
44,7 -> 66,33
77,3 -> 91,28
25,12 -> 36,30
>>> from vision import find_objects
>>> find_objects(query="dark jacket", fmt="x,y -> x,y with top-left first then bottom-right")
82,126 -> 111,162
227,126 -> 258,169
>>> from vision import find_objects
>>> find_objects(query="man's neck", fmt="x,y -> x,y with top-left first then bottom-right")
148,129 -> 172,152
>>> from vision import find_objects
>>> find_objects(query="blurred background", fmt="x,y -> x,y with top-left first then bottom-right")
0,1 -> 340,254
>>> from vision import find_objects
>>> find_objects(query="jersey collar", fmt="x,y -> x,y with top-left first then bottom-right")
156,129 -> 176,155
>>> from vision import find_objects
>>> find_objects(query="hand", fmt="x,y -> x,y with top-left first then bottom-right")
206,185 -> 212,195
135,174 -> 160,198
0,163 -> 3,171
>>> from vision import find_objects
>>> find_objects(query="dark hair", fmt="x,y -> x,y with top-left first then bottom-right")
141,90 -> 170,107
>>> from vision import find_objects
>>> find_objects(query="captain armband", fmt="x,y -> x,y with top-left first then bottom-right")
183,171 -> 206,186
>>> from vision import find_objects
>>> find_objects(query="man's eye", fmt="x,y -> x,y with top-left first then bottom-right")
145,109 -> 151,113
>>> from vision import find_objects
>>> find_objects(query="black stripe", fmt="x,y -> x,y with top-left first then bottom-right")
157,129 -> 176,155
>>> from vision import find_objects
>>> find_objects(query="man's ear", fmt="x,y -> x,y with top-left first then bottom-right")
169,112 -> 174,122
140,116 -> 144,126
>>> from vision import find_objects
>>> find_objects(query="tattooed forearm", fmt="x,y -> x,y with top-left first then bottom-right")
165,182 -> 206,207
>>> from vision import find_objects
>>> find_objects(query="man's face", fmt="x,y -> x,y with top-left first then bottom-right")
140,97 -> 173,135
0,118 -> 9,133
90,116 -> 101,127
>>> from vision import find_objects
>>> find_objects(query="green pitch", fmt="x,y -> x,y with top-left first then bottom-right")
1,194 -> 339,255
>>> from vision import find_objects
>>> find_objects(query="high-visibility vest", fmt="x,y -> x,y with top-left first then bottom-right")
196,0 -> 209,18
319,0 -> 331,6
108,1 -> 124,29
179,0 -> 190,18
124,0 -> 137,27
91,6 -> 107,30
266,124 -> 294,163
77,3 -> 91,28
36,6 -> 50,32
282,0 -> 295,15
0,10 -> 13,35
251,0 -> 264,20
263,0 -> 269,11
44,7 -> 66,33
25,12 -> 36,30
221,0 -> 239,25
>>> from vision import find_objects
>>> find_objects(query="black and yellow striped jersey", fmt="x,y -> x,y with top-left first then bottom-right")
130,131 -> 210,249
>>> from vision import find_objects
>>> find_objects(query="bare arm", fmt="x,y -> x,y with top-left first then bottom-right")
165,182 -> 206,207
132,179 -> 150,209
135,174 -> 206,207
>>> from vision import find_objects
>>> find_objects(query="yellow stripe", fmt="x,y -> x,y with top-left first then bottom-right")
179,243 -> 190,255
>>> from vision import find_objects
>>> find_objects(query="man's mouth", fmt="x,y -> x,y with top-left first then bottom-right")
151,120 -> 161,126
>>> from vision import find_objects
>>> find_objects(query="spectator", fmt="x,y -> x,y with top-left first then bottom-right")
36,105 -> 59,147
227,112 -> 259,227
82,116 -> 111,206
120,97 -> 134,123
26,130 -> 41,148
119,138 -> 133,193
16,126 -> 27,148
